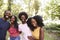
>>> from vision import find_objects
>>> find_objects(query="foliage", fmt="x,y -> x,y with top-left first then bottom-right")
45,22 -> 60,31
0,0 -> 3,7
11,4 -> 22,17
44,31 -> 55,40
24,0 -> 40,16
33,0 -> 40,15
44,0 -> 60,20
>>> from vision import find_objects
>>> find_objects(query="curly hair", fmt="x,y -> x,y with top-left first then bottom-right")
27,15 -> 44,31
27,17 -> 36,31
33,15 -> 44,27
18,12 -> 28,20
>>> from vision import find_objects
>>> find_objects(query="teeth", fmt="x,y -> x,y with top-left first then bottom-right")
6,16 -> 8,18
22,19 -> 24,21
34,24 -> 36,26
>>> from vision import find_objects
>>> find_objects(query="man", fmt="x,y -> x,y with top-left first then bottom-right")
18,12 -> 33,40
0,10 -> 11,40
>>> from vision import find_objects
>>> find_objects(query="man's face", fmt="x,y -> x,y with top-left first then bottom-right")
4,11 -> 11,20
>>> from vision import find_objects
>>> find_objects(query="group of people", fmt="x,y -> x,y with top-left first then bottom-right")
0,10 -> 44,40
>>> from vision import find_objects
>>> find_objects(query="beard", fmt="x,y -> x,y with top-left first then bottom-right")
4,15 -> 9,20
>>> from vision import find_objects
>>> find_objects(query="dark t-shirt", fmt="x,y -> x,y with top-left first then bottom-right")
0,18 -> 10,40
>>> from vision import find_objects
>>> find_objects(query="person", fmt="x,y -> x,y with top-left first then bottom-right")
18,12 -> 33,40
27,15 -> 44,40
8,15 -> 21,40
0,10 -> 11,40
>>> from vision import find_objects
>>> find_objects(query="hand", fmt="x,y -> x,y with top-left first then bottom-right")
19,31 -> 22,34
28,36 -> 35,40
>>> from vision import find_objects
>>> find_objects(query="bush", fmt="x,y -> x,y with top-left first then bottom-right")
45,22 -> 60,31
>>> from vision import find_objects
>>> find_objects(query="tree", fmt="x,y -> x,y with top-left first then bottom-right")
8,0 -> 12,11
33,0 -> 40,15
11,4 -> 21,17
0,0 -> 3,7
44,0 -> 60,20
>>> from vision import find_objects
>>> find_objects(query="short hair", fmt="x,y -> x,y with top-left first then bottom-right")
4,10 -> 11,18
18,12 -> 28,20
4,10 -> 11,14
27,15 -> 44,31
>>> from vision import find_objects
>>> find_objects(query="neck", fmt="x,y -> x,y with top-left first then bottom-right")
22,21 -> 26,24
22,22 -> 26,24
11,22 -> 14,24
35,25 -> 39,28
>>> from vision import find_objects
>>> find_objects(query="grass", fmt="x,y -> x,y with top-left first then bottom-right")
44,29 -> 55,40
44,23 -> 60,40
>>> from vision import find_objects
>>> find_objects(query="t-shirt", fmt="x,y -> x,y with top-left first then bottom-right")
8,25 -> 19,37
0,18 -> 10,40
18,23 -> 32,40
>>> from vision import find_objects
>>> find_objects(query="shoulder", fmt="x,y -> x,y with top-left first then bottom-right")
18,24 -> 23,29
0,18 -> 3,22
25,23 -> 29,27
40,27 -> 44,33
18,24 -> 22,27
25,23 -> 32,31
0,18 -> 2,21
25,23 -> 29,28
0,18 -> 1,19
6,21 -> 10,25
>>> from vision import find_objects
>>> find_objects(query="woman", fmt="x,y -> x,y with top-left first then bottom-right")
18,12 -> 33,40
27,15 -> 44,40
8,15 -> 21,40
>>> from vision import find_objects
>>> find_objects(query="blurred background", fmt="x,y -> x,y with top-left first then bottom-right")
0,0 -> 60,40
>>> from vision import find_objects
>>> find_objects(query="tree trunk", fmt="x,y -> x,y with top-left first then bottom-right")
8,0 -> 11,11
35,11 -> 38,15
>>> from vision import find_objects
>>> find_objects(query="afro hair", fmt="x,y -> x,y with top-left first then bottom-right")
33,15 -> 44,27
18,12 -> 28,20
27,15 -> 44,31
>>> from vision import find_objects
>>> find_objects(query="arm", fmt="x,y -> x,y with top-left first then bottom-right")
18,25 -> 22,34
40,27 -> 44,40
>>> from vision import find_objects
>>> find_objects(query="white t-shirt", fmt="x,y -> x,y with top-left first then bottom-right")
18,23 -> 32,40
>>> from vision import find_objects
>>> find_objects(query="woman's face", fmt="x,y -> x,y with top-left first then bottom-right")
21,15 -> 26,22
10,16 -> 15,23
31,18 -> 37,27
